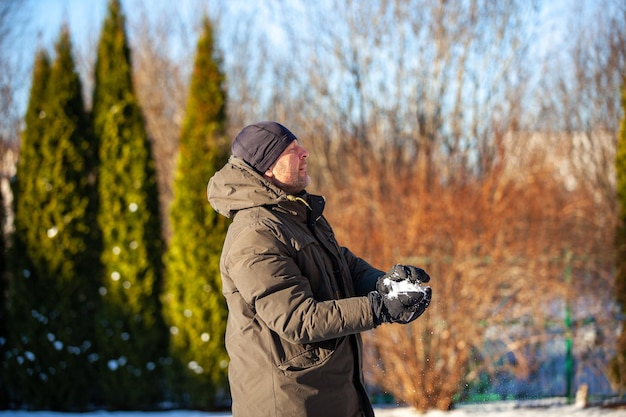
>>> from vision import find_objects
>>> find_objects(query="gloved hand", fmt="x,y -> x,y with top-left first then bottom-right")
369,264 -> 432,325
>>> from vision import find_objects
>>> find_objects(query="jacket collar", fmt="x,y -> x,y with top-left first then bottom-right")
279,193 -> 326,228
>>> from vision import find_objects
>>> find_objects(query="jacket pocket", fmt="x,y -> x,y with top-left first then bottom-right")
277,338 -> 339,372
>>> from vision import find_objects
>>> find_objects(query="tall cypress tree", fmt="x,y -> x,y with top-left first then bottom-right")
611,80 -> 626,392
13,49 -> 50,214
39,26 -> 100,408
162,16 -> 230,409
92,0 -> 167,408
8,27 -> 98,410
6,48 -> 51,408
0,178 -> 7,409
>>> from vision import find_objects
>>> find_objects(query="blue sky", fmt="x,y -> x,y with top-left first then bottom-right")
33,0 -> 108,44
12,0 -> 606,124
26,0 -> 576,62
27,0 -> 282,54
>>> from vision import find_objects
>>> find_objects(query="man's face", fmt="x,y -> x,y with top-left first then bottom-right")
265,140 -> 311,194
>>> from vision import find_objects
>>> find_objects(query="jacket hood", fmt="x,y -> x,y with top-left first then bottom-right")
208,156 -> 288,218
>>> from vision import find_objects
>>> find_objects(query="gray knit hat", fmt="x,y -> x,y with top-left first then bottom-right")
231,121 -> 297,173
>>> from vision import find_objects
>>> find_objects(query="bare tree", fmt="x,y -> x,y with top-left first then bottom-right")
0,0 -> 33,235
534,0 -> 625,218
269,0 -> 538,190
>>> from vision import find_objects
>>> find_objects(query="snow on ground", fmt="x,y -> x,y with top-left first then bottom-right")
375,403 -> 626,416
1,402 -> 626,417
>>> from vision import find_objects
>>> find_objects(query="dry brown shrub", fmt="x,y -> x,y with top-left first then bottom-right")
322,145 -> 613,411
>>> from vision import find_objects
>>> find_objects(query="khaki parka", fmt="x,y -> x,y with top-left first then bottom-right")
208,157 -> 383,417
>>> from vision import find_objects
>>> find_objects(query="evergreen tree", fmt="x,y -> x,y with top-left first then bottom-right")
7,27 -> 99,410
92,0 -> 167,408
162,16 -> 230,409
611,79 -> 626,392
6,48 -> 51,408
13,49 -> 50,213
0,180 -> 7,409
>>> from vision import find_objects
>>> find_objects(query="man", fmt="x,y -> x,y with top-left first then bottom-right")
207,121 -> 432,417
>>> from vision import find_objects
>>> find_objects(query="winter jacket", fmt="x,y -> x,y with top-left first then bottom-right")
207,156 -> 383,417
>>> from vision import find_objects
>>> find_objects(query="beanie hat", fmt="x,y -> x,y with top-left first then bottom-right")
231,121 -> 297,173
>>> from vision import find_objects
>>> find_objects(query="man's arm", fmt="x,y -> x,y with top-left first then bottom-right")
223,227 -> 376,344
341,247 -> 384,296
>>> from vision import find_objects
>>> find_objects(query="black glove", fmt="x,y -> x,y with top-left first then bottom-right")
369,264 -> 432,325
380,264 -> 430,285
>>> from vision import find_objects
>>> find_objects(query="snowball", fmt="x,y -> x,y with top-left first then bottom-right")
383,277 -> 430,299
